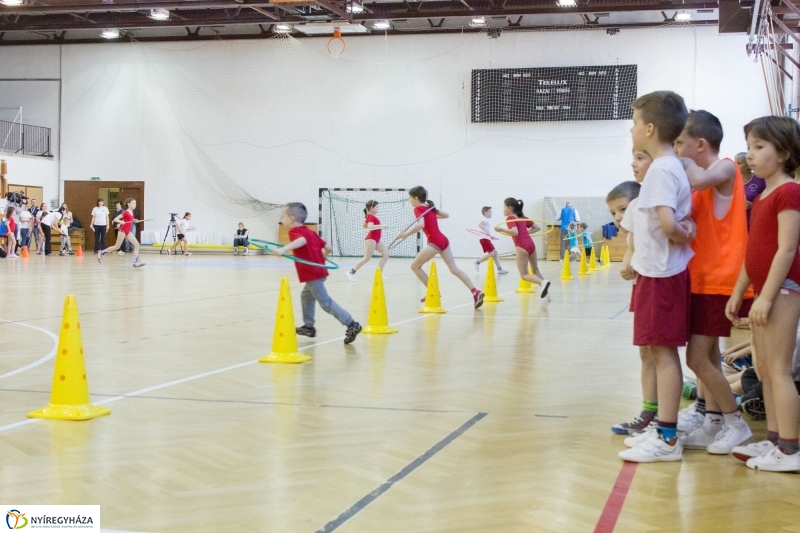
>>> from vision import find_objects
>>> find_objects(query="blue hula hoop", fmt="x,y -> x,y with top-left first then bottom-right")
250,238 -> 339,270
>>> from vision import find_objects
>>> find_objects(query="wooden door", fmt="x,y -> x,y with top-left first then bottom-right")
64,181 -> 145,251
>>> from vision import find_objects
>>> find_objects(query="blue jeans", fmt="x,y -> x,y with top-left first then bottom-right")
20,228 -> 30,248
233,237 -> 249,249
301,278 -> 353,328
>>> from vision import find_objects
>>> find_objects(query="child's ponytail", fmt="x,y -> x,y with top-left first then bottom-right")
504,197 -> 525,218
364,200 -> 378,217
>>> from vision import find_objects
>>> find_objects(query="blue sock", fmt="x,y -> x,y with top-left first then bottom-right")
657,422 -> 678,443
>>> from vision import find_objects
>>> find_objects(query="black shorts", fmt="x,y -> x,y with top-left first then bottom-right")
177,233 -> 185,240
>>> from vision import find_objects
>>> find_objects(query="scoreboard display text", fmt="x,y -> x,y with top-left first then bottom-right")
471,65 -> 637,123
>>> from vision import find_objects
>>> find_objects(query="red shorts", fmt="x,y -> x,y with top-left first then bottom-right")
479,239 -> 495,253
632,270 -> 691,347
426,234 -> 450,252
629,283 -> 636,313
690,294 -> 755,337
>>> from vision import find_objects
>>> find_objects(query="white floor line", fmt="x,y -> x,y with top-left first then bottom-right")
0,291 -> 514,434
0,319 -> 58,380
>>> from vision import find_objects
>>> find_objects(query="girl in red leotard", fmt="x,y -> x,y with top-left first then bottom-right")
97,197 -> 145,268
347,200 -> 390,282
496,197 -> 551,299
395,186 -> 484,309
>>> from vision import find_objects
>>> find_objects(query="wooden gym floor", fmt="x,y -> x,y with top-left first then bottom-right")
1,254 -> 798,533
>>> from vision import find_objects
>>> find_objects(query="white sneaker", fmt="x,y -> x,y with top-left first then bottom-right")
707,423 -> 752,455
680,424 -> 720,450
346,269 -> 357,282
244,248 -> 249,256
677,403 -> 704,433
497,268 -> 509,275
746,447 -> 800,472
733,439 -> 776,462
624,423 -> 657,448
473,261 -> 480,273
619,433 -> 683,463
234,249 -> 238,255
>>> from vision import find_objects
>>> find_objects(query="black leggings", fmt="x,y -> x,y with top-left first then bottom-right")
42,224 -> 53,255
94,225 -> 107,251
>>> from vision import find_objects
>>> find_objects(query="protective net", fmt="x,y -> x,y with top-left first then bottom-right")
69,25 -> 765,252
319,188 -> 420,257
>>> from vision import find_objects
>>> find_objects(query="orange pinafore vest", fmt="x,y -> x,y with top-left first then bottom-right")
689,159 -> 754,298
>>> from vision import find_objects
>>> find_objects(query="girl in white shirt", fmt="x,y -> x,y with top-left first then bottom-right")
91,198 -> 110,252
168,212 -> 195,256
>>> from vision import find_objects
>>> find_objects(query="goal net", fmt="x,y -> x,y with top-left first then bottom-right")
319,188 -> 421,258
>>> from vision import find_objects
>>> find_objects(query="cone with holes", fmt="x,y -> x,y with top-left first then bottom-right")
516,267 -> 536,293
588,246 -> 598,272
21,246 -> 29,258
75,245 -> 83,257
559,250 -> 573,281
419,261 -> 447,314
602,245 -> 611,268
578,247 -> 589,276
28,296 -> 110,421
482,257 -> 504,302
259,277 -> 311,364
362,268 -> 398,334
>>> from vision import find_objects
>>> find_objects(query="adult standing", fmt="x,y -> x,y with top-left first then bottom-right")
19,208 -> 32,250
735,152 -> 766,228
28,199 -> 41,252
40,208 -> 62,256
90,199 -> 110,252
556,201 -> 580,261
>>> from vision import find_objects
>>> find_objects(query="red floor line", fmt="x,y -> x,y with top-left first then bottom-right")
594,461 -> 638,533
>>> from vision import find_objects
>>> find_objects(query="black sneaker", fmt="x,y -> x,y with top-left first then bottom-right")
540,280 -> 551,299
344,321 -> 362,344
741,397 -> 766,420
296,325 -> 316,338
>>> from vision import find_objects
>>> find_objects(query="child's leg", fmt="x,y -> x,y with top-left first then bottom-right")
352,240 -> 377,272
528,250 -> 546,282
307,279 -> 354,326
517,250 -> 543,285
300,283 -> 316,327
439,246 -> 476,291
376,242 -> 389,270
126,233 -> 141,263
66,235 -> 72,252
491,250 -> 502,270
410,246 -> 439,287
60,235 -> 66,253
641,346 -> 658,406
102,230 -> 126,255
755,293 -> 800,445
477,252 -> 490,264
686,335 -> 738,414
651,345 -> 683,440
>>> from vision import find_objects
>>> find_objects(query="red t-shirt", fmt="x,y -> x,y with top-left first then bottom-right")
365,214 -> 382,242
288,226 -> 328,283
120,210 -> 134,235
746,181 -> 800,295
7,217 -> 16,233
507,216 -> 533,249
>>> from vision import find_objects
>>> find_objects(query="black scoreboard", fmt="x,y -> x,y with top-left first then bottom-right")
471,65 -> 637,123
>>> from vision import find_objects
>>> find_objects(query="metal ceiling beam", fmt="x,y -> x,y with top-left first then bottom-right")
249,6 -> 280,20
316,0 -> 352,20
0,1 -> 274,15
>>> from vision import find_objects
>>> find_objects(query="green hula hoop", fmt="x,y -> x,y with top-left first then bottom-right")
250,238 -> 339,270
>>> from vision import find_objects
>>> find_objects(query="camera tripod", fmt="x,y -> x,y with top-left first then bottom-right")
159,213 -> 181,255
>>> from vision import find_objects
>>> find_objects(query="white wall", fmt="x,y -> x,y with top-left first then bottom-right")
0,28 -> 770,254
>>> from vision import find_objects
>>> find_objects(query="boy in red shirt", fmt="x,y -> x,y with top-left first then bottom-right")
274,202 -> 362,344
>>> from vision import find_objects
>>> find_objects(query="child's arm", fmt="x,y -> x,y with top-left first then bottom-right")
749,209 -> 800,326
274,237 -> 307,256
322,242 -> 332,257
725,263 -> 751,323
620,231 -> 636,280
397,220 -> 424,240
478,220 -> 491,236
656,206 -> 695,244
681,158 -> 736,192
528,222 -> 540,234
497,223 -> 518,236
436,210 -> 449,219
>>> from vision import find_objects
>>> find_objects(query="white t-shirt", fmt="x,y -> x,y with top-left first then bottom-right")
19,210 -> 32,229
621,156 -> 694,278
177,218 -> 191,234
41,212 -> 62,227
91,206 -> 109,226
479,217 -> 497,238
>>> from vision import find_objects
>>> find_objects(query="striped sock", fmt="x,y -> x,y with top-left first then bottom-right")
696,397 -> 707,416
778,438 -> 800,455
642,401 -> 658,414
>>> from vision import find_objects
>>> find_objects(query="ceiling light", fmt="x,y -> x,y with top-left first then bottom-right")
470,17 -> 487,27
347,3 -> 364,13
149,8 -> 170,21
676,12 -> 692,21
557,0 -> 577,6
1,0 -> 24,6
372,20 -> 391,30
275,24 -> 292,33
101,28 -> 120,39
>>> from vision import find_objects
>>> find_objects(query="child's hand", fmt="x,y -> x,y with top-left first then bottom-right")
748,296 -> 772,327
272,248 -> 284,257
725,294 -> 743,324
675,218 -> 696,243
620,263 -> 636,281
723,343 -> 752,365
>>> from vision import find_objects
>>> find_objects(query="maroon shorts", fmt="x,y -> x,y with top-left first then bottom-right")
515,241 -> 535,256
629,283 -> 636,313
633,270 -> 691,347
690,294 -> 755,337
426,234 -> 450,252
479,238 -> 495,253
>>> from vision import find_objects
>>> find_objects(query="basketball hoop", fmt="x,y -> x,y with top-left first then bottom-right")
328,28 -> 346,58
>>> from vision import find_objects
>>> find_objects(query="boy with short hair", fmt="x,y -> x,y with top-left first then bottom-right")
578,222 -> 594,262
274,202 -> 362,345
473,206 -> 508,275
674,110 -> 753,453
618,91 -> 696,463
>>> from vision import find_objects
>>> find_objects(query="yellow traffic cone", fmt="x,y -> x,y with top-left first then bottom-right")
578,247 -> 589,276
482,257 -> 504,302
420,261 -> 447,314
602,245 -> 611,268
363,268 -> 398,334
259,278 -> 311,364
516,267 -> 536,293
28,296 -> 111,421
588,246 -> 598,272
559,250 -> 573,281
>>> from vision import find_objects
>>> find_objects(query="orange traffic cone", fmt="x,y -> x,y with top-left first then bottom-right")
363,268 -> 398,334
28,296 -> 111,421
20,246 -> 29,258
419,261 -> 447,314
75,245 -> 83,257
482,257 -> 504,302
259,278 -> 311,364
